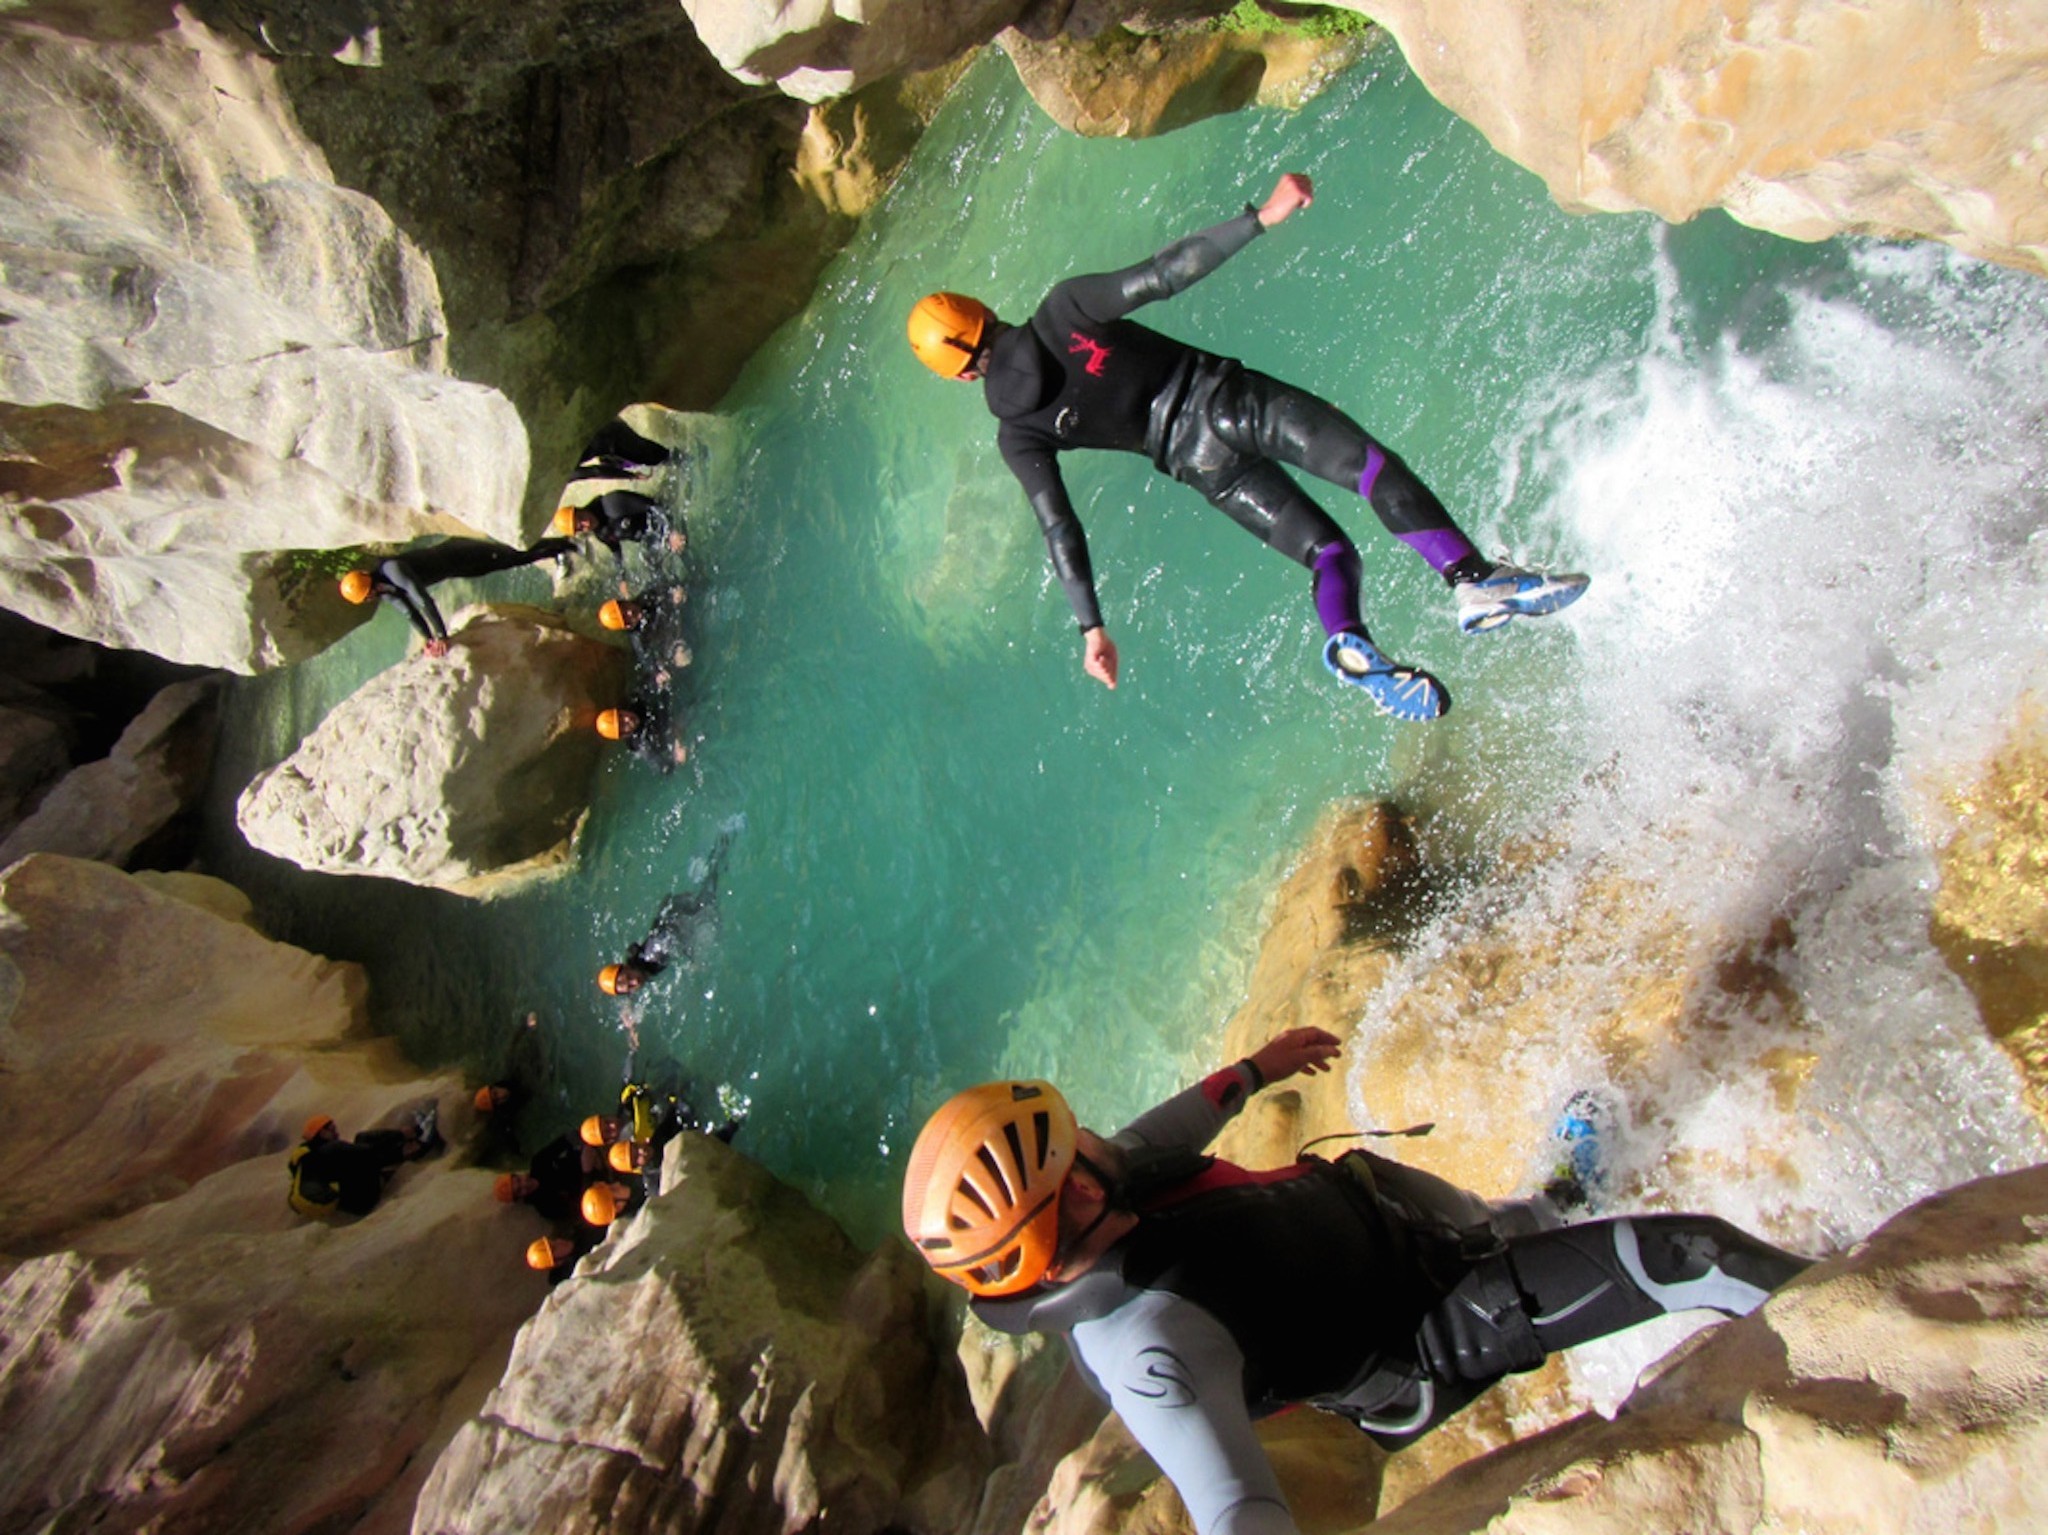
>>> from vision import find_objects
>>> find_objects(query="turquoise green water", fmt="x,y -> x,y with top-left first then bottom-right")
205,44 -> 2048,1248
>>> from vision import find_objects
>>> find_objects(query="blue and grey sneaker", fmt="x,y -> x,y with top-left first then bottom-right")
1455,563 -> 1589,635
1543,1087 -> 1618,1213
1322,631 -> 1449,722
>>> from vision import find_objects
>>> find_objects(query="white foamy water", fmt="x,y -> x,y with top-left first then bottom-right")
1353,234 -> 2048,1413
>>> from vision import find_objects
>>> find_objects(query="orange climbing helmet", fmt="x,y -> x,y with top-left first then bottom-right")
303,1113 -> 336,1141
597,600 -> 628,631
907,292 -> 994,380
339,570 -> 375,604
608,1140 -> 640,1174
582,1183 -> 621,1226
552,505 -> 580,536
580,1114 -> 610,1146
493,1173 -> 521,1203
595,709 -> 630,741
901,1079 -> 1077,1297
526,1236 -> 570,1271
597,964 -> 626,995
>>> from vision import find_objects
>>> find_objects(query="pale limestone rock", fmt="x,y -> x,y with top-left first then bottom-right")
0,6 -> 528,671
683,0 -> 1039,101
0,853 -> 544,1535
235,605 -> 626,896
411,1132 -> 991,1535
1354,0 -> 2048,277
0,676 -> 220,869
0,853 -> 366,1250
246,0 -> 885,515
999,25 -> 1369,138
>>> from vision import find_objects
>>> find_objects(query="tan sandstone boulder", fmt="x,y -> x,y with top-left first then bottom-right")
235,605 -> 626,896
0,854 -> 546,1535
1932,700 -> 2048,1131
411,1132 -> 992,1535
999,24 -> 1370,138
1355,0 -> 2048,278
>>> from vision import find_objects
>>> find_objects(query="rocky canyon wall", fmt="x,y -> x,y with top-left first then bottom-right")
0,853 -> 547,1534
0,0 -> 926,675
685,0 -> 2048,278
0,3 -> 528,672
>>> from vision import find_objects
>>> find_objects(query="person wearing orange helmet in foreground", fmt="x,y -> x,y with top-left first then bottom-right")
907,173 -> 1588,723
339,537 -> 575,656
902,1028 -> 1811,1535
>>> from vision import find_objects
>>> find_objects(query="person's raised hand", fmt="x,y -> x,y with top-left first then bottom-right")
1258,172 -> 1314,228
423,637 -> 451,658
1249,1026 -> 1342,1084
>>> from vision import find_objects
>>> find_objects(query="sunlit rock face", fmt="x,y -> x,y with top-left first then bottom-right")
0,4 -> 529,672
412,1132 -> 991,1535
1933,702 -> 2048,1130
235,605 -> 626,895
1000,25 -> 1369,138
1357,0 -> 2048,277
0,855 -> 544,1534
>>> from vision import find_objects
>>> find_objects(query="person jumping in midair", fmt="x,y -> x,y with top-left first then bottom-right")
906,173 -> 1588,721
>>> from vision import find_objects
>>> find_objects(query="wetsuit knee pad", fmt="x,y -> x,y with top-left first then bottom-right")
1616,1215 -> 1811,1316
1415,1253 -> 1545,1386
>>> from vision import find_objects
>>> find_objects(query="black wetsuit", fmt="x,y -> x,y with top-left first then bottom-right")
568,419 -> 672,483
613,692 -> 680,775
616,831 -> 731,982
371,537 -> 575,643
525,1134 -> 593,1224
983,208 -> 1481,639
618,589 -> 691,676
973,1068 -> 1811,1535
294,1134 -> 407,1217
577,491 -> 665,563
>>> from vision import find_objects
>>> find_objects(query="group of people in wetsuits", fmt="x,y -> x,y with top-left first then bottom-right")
335,416 -> 690,765
296,418 -> 714,1249
479,1070 -> 741,1283
894,170 -> 1815,1535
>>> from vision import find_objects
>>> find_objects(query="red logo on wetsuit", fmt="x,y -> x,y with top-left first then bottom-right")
1069,331 -> 1113,377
